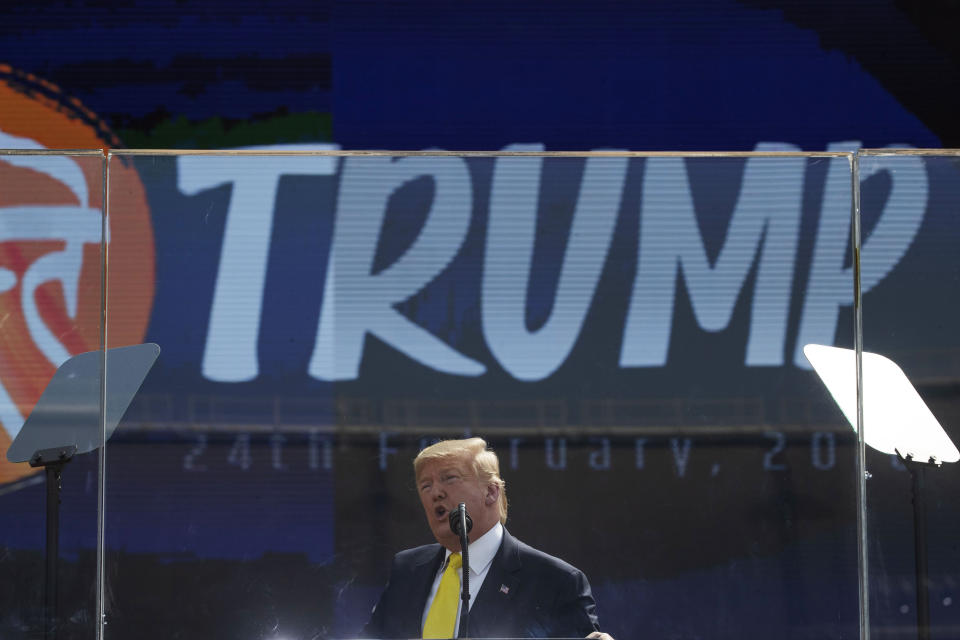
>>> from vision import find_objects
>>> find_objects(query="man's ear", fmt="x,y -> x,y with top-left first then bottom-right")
485,482 -> 500,505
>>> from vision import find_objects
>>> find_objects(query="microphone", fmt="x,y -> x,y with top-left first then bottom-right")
449,503 -> 473,537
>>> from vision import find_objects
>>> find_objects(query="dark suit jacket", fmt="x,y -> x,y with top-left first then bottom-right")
362,529 -> 600,638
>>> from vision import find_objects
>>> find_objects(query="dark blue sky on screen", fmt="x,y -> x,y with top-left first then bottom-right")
0,0 -> 942,150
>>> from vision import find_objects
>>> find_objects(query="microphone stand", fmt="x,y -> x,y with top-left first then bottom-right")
451,503 -> 472,638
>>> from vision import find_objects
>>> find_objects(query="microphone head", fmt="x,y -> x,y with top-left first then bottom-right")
449,502 -> 473,537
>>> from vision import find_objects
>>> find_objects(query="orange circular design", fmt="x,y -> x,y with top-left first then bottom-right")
0,66 -> 155,483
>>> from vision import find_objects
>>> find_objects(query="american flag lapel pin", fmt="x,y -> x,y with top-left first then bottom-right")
500,584 -> 510,595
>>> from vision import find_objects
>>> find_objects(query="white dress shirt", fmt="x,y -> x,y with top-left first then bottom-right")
420,521 -> 504,637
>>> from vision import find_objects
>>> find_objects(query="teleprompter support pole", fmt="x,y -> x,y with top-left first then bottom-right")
906,459 -> 931,640
31,445 -> 77,640
898,450 -> 942,640
44,464 -> 61,640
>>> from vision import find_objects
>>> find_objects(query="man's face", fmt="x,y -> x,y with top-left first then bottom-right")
416,455 -> 498,551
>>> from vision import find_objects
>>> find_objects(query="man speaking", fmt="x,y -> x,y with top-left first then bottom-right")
362,437 -> 611,639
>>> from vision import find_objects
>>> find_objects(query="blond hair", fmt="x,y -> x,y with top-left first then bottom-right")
414,437 -> 508,524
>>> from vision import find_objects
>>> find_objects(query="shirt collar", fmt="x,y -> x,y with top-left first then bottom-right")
443,521 -> 503,576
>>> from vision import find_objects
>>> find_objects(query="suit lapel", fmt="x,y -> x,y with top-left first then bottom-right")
407,546 -> 446,637
468,529 -> 521,637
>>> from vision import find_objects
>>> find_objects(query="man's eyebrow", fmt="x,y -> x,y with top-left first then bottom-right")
418,463 -> 464,479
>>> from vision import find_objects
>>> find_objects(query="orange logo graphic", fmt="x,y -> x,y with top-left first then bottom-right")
0,65 -> 155,483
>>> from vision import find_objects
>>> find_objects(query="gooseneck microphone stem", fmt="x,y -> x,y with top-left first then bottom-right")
450,502 -> 472,638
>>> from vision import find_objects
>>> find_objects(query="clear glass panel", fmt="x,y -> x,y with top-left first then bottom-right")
0,150 -> 105,640
103,150 -> 859,639
858,150 -> 960,639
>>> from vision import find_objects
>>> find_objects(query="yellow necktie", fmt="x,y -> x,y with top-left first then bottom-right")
423,552 -> 463,639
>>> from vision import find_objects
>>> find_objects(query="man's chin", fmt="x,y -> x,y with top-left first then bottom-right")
432,530 -> 460,551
